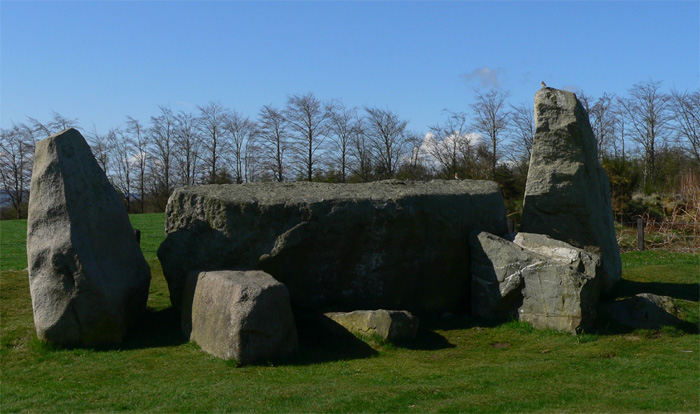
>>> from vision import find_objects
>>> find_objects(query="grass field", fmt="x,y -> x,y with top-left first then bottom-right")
1,214 -> 699,412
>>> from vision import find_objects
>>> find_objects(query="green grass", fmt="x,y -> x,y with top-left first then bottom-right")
1,214 -> 699,412
0,213 -> 164,270
0,219 -> 28,270
128,213 -> 166,261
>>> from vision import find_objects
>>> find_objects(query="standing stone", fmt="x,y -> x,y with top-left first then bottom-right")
27,128 -> 151,346
184,270 -> 298,364
158,180 -> 508,314
522,88 -> 621,292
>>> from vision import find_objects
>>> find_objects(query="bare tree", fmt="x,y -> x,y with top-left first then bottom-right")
125,116 -> 149,213
471,89 -> 510,180
427,110 -> 472,179
0,124 -> 35,218
244,136 -> 263,183
149,105 -> 176,207
349,117 -> 374,182
87,124 -> 112,175
612,99 -> 628,161
27,111 -> 80,138
223,111 -> 257,184
576,90 -> 593,114
198,101 -> 229,184
507,101 -> 535,174
400,130 -> 431,180
285,93 -> 330,181
363,107 -> 409,179
109,127 -> 135,212
48,111 -> 79,133
173,111 -> 202,187
618,80 -> 671,185
327,101 -> 358,182
589,93 -> 617,160
669,89 -> 700,163
258,105 -> 288,182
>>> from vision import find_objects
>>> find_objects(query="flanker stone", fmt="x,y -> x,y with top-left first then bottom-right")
158,180 -> 508,314
471,231 -> 600,333
183,270 -> 298,364
27,128 -> 150,346
522,88 -> 621,293
323,310 -> 419,342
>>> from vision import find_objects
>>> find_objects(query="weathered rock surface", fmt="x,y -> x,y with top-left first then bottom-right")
27,128 -> 151,346
183,270 -> 298,364
323,310 -> 419,342
518,261 -> 600,334
158,180 -> 508,314
471,231 -> 600,333
513,232 -> 600,280
600,293 -> 683,329
470,232 -> 534,318
522,88 -> 621,293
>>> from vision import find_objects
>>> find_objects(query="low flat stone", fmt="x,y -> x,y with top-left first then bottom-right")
182,270 -> 298,364
323,310 -> 419,342
600,293 -> 683,329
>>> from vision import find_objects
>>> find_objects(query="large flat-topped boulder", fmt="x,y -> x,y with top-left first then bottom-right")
27,128 -> 151,346
522,88 -> 621,293
158,180 -> 508,314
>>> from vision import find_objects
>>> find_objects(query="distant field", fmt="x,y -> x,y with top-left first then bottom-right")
1,214 -> 698,412
0,213 -> 165,271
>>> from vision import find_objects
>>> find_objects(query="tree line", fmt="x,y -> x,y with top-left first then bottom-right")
1,80 -> 698,220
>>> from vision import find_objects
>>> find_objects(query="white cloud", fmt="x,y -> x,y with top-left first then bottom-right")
461,67 -> 504,89
411,131 -> 483,170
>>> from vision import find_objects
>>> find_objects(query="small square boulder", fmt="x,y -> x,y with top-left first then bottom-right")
182,270 -> 298,365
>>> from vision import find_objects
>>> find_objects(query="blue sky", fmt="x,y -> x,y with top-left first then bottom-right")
1,0 -> 698,134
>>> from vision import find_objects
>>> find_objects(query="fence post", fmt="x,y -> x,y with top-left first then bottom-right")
637,218 -> 644,251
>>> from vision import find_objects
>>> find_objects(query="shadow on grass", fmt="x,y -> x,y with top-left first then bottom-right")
122,307 -> 189,350
591,313 -> 699,336
417,314 -> 509,332
276,312 -> 458,365
35,307 -> 188,353
280,313 -> 380,365
612,279 -> 700,302
396,327 -> 456,351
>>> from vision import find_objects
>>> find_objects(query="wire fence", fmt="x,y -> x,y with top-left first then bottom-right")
617,219 -> 700,252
